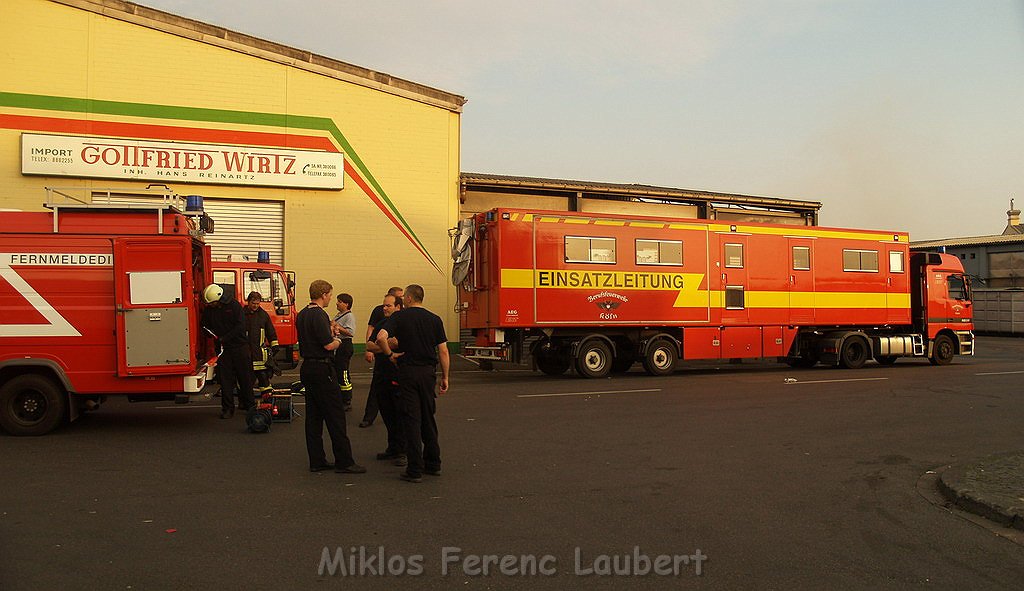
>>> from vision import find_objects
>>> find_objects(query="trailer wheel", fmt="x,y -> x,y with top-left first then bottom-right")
0,375 -> 67,436
642,338 -> 677,376
575,340 -> 612,379
929,335 -> 955,366
535,347 -> 571,376
611,350 -> 636,374
875,355 -> 898,366
838,337 -> 868,369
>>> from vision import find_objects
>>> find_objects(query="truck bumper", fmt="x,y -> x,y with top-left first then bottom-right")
184,364 -> 215,393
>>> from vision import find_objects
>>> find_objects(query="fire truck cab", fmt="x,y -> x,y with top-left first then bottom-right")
211,257 -> 298,367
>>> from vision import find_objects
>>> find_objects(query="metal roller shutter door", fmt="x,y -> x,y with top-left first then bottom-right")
202,200 -> 284,264
100,194 -> 285,264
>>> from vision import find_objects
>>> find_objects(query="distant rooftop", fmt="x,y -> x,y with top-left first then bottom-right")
460,172 -> 822,213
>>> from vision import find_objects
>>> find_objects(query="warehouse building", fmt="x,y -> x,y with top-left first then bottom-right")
1,0 -> 465,343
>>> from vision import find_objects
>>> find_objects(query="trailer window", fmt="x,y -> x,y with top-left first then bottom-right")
889,251 -> 905,273
725,286 -> 745,309
724,244 -> 744,268
636,239 -> 682,265
843,249 -> 879,272
792,247 -> 810,271
565,236 -> 616,264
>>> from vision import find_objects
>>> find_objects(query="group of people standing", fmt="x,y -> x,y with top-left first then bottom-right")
298,281 -> 450,483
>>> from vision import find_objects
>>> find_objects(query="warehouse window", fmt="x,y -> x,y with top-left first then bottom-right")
889,251 -> 905,273
792,246 -> 811,271
724,244 -> 744,268
843,249 -> 879,272
725,286 -> 745,309
565,236 -> 616,264
636,239 -> 683,265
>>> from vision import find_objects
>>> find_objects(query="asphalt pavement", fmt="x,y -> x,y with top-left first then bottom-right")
2,338 -> 1024,590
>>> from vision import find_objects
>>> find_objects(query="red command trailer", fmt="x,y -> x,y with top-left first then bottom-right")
0,198 -> 216,434
454,208 -> 974,377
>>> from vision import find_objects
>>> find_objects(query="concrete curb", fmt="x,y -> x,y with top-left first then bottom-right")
938,450 -> 1024,531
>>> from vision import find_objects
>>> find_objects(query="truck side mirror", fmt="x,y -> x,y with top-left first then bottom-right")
274,298 -> 286,315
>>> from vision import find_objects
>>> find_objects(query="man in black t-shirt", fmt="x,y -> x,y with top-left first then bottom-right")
297,279 -> 365,475
364,286 -> 404,364
376,284 -> 449,483
365,294 -> 405,462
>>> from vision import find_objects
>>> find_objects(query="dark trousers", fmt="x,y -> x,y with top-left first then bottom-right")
333,340 -> 354,406
254,369 -> 273,396
370,372 -> 404,455
397,364 -> 440,476
218,345 -> 254,412
361,378 -> 380,424
302,360 -> 355,469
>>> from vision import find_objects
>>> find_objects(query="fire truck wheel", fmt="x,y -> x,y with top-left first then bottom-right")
929,335 -> 955,366
575,340 -> 612,379
875,355 -> 898,366
838,337 -> 869,369
0,374 -> 67,436
642,338 -> 677,376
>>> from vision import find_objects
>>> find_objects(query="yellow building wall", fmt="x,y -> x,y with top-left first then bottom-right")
0,0 -> 462,345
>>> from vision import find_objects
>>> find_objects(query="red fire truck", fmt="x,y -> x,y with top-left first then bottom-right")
455,208 -> 974,377
0,199 -> 216,435
212,258 -> 298,368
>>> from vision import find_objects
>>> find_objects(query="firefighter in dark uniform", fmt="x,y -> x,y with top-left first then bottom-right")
364,293 -> 406,464
375,284 -> 449,483
202,284 -> 254,419
298,279 -> 366,474
244,291 -> 279,399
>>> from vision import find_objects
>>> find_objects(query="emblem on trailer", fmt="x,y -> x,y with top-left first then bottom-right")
595,300 -> 621,310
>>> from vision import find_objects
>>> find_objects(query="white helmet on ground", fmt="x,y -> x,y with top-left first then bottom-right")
202,284 -> 224,304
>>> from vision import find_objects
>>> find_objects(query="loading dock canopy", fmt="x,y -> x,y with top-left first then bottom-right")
460,172 -> 821,226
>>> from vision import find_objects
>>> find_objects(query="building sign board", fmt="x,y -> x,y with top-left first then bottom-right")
21,133 -> 344,190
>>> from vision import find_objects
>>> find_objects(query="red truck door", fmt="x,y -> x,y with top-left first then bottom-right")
788,238 -> 815,324
113,238 -> 194,376
719,235 -> 748,324
886,248 -> 909,324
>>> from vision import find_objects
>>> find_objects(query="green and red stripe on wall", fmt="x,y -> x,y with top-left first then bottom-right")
0,91 -> 442,273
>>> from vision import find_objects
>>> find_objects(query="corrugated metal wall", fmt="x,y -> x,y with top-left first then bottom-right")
101,194 -> 284,264
971,289 -> 1024,335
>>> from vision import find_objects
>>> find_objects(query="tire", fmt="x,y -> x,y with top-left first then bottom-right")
875,355 -> 898,366
929,334 -> 955,366
642,338 -> 677,376
574,340 -> 613,379
0,374 -> 67,436
611,351 -> 636,374
535,347 -> 571,377
838,337 -> 868,369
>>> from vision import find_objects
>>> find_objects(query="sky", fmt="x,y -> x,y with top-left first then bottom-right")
141,0 -> 1023,240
